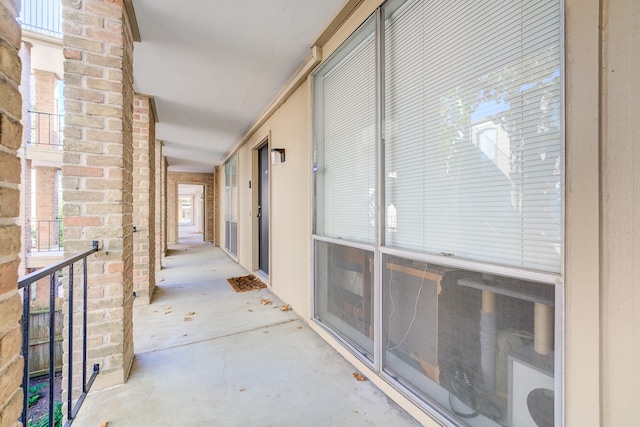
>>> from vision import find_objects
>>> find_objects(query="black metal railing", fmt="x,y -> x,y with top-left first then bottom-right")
19,0 -> 62,37
28,111 -> 64,147
18,241 -> 99,427
31,219 -> 63,252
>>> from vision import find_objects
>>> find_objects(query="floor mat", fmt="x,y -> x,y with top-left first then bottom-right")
226,274 -> 266,292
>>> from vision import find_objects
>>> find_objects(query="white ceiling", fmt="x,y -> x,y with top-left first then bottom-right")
131,0 -> 346,173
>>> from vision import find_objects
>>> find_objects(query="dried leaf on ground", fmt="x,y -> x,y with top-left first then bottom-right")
248,309 -> 253,312
183,317 -> 192,322
353,372 -> 367,382
163,310 -> 171,315
188,311 -> 196,315
182,334 -> 188,337
297,326 -> 303,330
239,388 -> 246,392
97,422 -> 109,427
280,304 -> 290,312
260,298 -> 272,305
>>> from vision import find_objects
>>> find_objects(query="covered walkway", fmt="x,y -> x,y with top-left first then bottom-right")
73,242 -> 419,426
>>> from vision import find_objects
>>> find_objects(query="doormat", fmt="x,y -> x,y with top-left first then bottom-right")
227,275 -> 266,293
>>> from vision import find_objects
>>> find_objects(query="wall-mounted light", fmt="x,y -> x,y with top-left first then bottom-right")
271,148 -> 285,164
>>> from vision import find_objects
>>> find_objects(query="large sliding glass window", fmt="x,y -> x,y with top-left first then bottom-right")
385,0 -> 562,273
313,16 -> 376,360
313,1 -> 562,426
224,154 -> 238,256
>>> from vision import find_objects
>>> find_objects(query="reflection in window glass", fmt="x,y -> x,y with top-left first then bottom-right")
315,240 -> 374,360
383,254 -> 555,426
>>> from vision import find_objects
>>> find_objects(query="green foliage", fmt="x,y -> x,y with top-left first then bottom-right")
29,401 -> 63,427
28,384 -> 46,407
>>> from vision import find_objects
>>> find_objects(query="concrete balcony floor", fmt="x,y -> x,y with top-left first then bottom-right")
73,229 -> 420,426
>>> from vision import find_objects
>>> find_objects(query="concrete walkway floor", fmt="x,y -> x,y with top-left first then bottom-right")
73,240 -> 420,427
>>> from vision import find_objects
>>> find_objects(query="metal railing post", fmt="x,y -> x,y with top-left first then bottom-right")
19,242 -> 100,426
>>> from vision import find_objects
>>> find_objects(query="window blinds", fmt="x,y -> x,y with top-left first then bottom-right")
315,18 -> 376,244
384,0 -> 562,273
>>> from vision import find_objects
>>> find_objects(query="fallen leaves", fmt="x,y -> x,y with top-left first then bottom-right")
353,372 -> 367,382
260,298 -> 272,305
184,317 -> 192,322
297,326 -> 303,330
248,309 -> 254,312
97,422 -> 109,427
239,388 -> 246,392
163,306 -> 171,315
280,304 -> 290,312
188,311 -> 196,315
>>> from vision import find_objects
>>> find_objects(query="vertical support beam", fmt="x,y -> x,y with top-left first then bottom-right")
154,140 -> 163,270
62,0 -> 135,391
0,0 -> 25,424
132,94 -> 155,305
18,41 -> 31,278
600,0 -> 640,424
161,157 -> 167,256
565,0 -> 601,425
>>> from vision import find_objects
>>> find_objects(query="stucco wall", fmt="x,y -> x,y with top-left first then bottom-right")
600,0 -> 639,424
221,0 -> 638,425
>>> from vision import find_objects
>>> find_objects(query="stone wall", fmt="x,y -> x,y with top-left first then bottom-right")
0,0 -> 24,425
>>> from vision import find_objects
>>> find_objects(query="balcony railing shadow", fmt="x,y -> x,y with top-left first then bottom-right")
18,242 -> 99,427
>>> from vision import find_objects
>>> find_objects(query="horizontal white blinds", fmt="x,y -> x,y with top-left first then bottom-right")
316,19 -> 376,244
384,0 -> 562,272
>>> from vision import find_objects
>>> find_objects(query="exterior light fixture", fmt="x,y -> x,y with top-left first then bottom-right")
271,148 -> 285,164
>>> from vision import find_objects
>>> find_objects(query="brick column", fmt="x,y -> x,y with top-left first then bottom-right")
62,0 -> 135,390
161,157 -> 167,254
0,0 -> 24,425
154,140 -> 163,271
132,94 -> 155,305
18,42 -> 32,277
33,166 -> 58,250
213,166 -> 219,246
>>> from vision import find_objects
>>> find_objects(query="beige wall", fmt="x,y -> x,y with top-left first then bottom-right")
234,82 -> 312,318
221,0 -> 638,425
599,0 -> 639,424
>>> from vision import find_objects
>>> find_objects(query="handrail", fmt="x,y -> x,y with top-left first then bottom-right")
30,219 -> 63,253
19,241 -> 96,288
27,110 -> 64,147
19,0 -> 62,37
19,241 -> 100,426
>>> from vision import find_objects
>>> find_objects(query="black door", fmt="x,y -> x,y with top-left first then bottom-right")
258,144 -> 269,274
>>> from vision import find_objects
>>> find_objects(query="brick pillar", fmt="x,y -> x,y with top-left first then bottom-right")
132,95 -> 155,305
62,0 -> 135,390
161,157 -> 167,256
0,0 -> 24,425
33,166 -> 58,250
33,70 -> 58,146
213,166 -> 219,247
18,42 -> 32,277
154,140 -> 162,271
